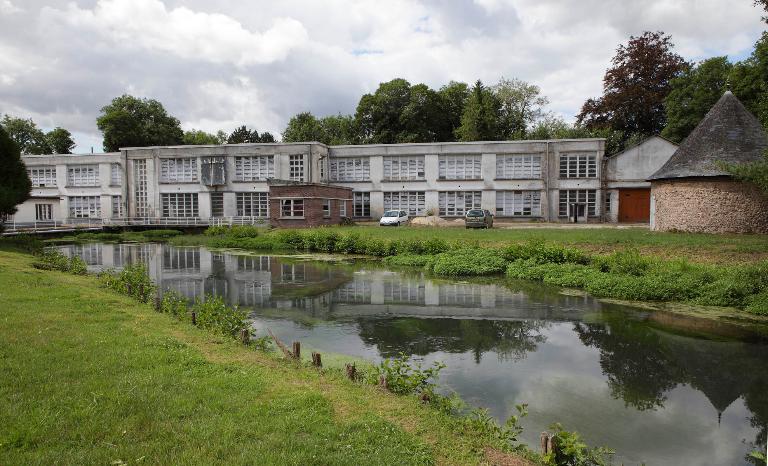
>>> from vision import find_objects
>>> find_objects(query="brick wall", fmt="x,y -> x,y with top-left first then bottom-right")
651,178 -> 768,233
269,183 -> 353,228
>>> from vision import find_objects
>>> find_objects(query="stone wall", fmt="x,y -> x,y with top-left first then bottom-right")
651,178 -> 768,233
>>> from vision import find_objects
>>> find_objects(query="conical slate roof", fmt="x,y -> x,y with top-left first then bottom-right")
649,91 -> 768,181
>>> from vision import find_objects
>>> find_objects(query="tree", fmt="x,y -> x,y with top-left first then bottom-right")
0,124 -> 31,223
662,57 -> 733,142
183,129 -> 226,145
577,32 -> 689,146
319,114 -> 358,145
437,81 -> 470,141
729,32 -> 768,128
493,77 -> 550,140
1,115 -> 51,154
226,126 -> 275,144
757,0 -> 768,23
46,127 -> 76,154
398,83 -> 449,142
455,80 -> 501,141
96,95 -> 183,152
722,152 -> 768,195
282,112 -> 325,142
355,78 -> 412,144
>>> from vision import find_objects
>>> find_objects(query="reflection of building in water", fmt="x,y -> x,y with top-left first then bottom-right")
62,244 -> 601,321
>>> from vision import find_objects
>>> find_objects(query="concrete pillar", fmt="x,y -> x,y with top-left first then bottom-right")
223,192 -> 237,217
370,191 -> 384,219
198,192 -> 211,219
425,191 -> 439,216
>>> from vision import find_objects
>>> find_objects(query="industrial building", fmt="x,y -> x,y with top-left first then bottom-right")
12,136 -> 674,228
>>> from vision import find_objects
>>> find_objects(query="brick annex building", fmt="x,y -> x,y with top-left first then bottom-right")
649,92 -> 768,233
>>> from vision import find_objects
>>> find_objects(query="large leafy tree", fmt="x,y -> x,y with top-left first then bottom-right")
0,124 -> 31,223
97,95 -> 184,151
437,81 -> 470,140
355,78 -> 413,143
46,127 -> 76,154
662,57 -> 733,142
493,77 -> 550,140
455,80 -> 501,141
757,0 -> 768,23
183,129 -> 226,145
319,114 -> 358,145
1,115 -> 51,154
729,32 -> 768,128
282,112 -> 359,145
399,83 -> 450,142
578,32 -> 689,145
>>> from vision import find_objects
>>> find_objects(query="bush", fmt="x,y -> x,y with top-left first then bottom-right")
503,241 -> 588,265
192,294 -> 249,337
275,230 -> 305,249
427,248 -> 508,276
160,290 -> 188,319
383,254 -> 433,267
100,264 -> 156,303
592,249 -> 653,276
545,423 -> 614,466
367,353 -> 445,396
303,229 -> 339,252
745,291 -> 768,315
335,232 -> 364,254
140,229 -> 182,239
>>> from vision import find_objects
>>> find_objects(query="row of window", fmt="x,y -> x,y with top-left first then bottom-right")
56,189 -> 596,219
28,164 -> 123,187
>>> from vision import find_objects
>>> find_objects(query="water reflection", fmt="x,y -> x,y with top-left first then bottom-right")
59,243 -> 768,466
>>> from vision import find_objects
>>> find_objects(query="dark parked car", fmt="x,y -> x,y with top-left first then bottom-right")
465,209 -> 494,229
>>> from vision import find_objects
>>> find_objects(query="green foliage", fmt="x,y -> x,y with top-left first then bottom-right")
455,80 -> 502,141
368,353 -> 445,396
503,240 -> 588,265
159,290 -> 189,319
426,248 -> 508,276
204,225 -> 261,238
383,254 -> 434,267
139,229 -> 183,239
463,405 -> 528,452
33,250 -> 88,275
183,129 -> 226,145
545,423 -> 614,466
302,229 -> 340,252
99,264 -> 156,303
1,114 -> 52,154
721,151 -> 768,196
0,123 -> 31,219
282,112 -> 360,145
227,125 -> 275,144
45,127 -> 76,154
96,95 -> 184,152
192,294 -> 249,337
592,249 -> 653,276
493,77 -> 550,139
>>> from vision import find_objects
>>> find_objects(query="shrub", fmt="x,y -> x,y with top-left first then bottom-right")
225,225 -> 261,239
745,291 -> 768,315
545,423 -> 614,466
34,250 -> 70,271
428,248 -> 508,276
68,256 -> 88,275
463,405 -> 528,452
275,230 -> 306,249
334,232 -> 363,254
367,353 -> 445,396
160,290 -> 188,319
303,229 -> 339,252
592,249 -> 653,276
205,225 -> 229,236
192,294 -> 249,337
383,254 -> 433,267
100,264 -> 156,303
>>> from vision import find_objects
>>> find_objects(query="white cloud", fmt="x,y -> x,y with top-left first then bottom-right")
42,0 -> 308,66
0,0 -> 21,15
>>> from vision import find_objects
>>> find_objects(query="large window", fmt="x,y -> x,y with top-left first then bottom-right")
559,154 -> 597,178
439,155 -> 481,180
330,158 -> 370,181
69,196 -> 101,218
353,192 -> 370,217
383,156 -> 425,181
35,204 -> 53,221
438,191 -> 481,216
281,199 -> 304,217
67,165 -> 99,186
110,163 -> 122,185
236,192 -> 269,217
496,154 -> 542,179
234,156 -> 274,181
322,199 -> 331,218
289,155 -> 304,181
28,167 -> 57,187
384,191 -> 425,216
160,158 -> 198,183
496,191 -> 541,217
161,193 -> 198,217
134,159 -> 149,217
559,189 -> 597,217
111,195 -> 124,217
339,200 -> 347,217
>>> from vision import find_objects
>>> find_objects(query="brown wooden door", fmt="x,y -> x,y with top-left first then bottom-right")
618,188 -> 651,223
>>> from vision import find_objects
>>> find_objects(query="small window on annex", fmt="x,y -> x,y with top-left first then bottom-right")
322,199 -> 331,218
281,199 -> 304,217
353,192 -> 370,217
289,155 -> 305,181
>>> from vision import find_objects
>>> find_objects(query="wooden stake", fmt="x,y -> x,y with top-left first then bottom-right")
311,352 -> 322,367
547,435 -> 554,456
240,328 -> 250,345
378,374 -> 388,391
267,328 -> 293,359
153,294 -> 161,312
345,363 -> 356,381
540,432 -> 549,454
191,311 -> 196,326
292,341 -> 301,360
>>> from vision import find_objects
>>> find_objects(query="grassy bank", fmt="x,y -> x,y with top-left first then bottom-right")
0,249 -> 537,465
166,226 -> 768,316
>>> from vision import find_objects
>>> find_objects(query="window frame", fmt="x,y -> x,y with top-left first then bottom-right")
438,191 -> 482,217
329,158 -> 371,181
28,167 -> 57,187
234,155 -> 275,181
353,192 -> 370,217
67,165 -> 100,187
383,191 -> 426,216
289,155 -> 305,181
110,163 -> 122,186
68,196 -> 101,218
161,193 -> 199,218
236,192 -> 269,217
558,189 -> 597,217
558,153 -> 597,179
160,158 -> 198,183
495,191 -> 542,217
35,203 -> 53,221
280,198 -> 305,218
382,156 -> 425,181
438,155 -> 482,180
495,154 -> 542,179
322,199 -> 331,218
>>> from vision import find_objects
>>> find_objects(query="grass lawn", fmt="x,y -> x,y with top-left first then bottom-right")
169,225 -> 768,264
0,249 -> 520,465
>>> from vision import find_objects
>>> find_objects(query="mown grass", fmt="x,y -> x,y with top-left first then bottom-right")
0,249 -> 530,465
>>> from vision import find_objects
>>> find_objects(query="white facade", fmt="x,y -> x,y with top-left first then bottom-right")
14,138 -> 616,224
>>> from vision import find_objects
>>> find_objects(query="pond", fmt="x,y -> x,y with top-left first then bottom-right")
59,242 -> 768,466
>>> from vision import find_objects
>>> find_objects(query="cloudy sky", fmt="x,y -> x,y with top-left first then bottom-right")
0,0 -> 765,152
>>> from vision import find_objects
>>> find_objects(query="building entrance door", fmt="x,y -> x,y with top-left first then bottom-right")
618,188 -> 651,222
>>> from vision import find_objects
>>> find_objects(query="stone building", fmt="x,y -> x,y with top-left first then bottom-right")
648,91 -> 768,233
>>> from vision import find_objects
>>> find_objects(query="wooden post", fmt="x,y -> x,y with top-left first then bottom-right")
153,294 -> 161,312
547,435 -> 554,456
345,363 -> 356,381
191,311 -> 196,326
378,374 -> 388,391
311,352 -> 322,367
292,341 -> 301,360
540,432 -> 549,455
240,328 -> 250,345
267,328 -> 293,359
126,283 -> 132,296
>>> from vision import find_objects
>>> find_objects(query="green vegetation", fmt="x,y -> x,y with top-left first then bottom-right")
54,229 -> 184,244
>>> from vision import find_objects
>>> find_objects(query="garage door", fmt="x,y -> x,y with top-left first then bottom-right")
618,188 -> 651,223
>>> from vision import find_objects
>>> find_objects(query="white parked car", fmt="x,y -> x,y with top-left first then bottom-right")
379,210 -> 409,226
